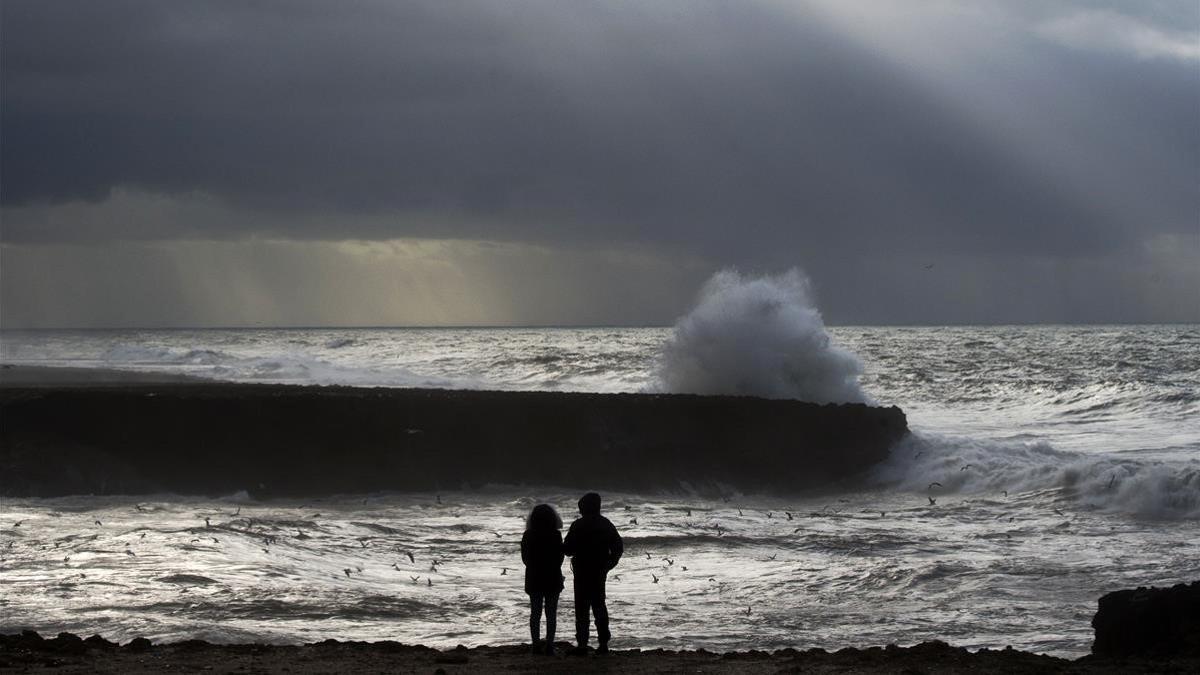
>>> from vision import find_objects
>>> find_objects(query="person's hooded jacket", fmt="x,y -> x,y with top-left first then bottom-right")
562,493 -> 623,575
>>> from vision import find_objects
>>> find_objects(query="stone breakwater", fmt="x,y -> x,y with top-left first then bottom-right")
0,383 -> 907,497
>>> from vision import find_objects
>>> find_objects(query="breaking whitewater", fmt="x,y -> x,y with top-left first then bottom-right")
1,270 -> 1197,654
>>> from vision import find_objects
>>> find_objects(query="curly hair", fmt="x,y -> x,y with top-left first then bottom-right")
525,503 -> 563,532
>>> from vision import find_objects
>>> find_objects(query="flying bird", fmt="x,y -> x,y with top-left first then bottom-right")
406,551 -> 415,564
500,568 -> 508,576
630,517 -> 638,525
343,568 -> 352,578
651,574 -> 659,584
928,482 -> 942,490
410,576 -> 420,583
928,496 -> 937,506
960,465 -> 972,471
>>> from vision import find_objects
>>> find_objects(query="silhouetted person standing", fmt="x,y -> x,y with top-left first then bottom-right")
521,504 -> 565,655
562,492 -> 623,654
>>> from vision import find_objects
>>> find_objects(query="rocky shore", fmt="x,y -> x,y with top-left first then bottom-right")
4,582 -> 1197,673
2,630 -> 1196,674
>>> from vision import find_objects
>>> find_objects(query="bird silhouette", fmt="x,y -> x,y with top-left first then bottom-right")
410,575 -> 420,583
500,568 -> 508,576
928,496 -> 937,506
406,551 -> 415,564
630,517 -> 638,525
651,574 -> 659,584
343,568 -> 352,578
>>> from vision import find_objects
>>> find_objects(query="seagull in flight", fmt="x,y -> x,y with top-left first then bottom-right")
651,574 -> 659,584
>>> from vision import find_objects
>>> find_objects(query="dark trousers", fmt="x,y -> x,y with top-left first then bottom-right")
529,592 -> 558,645
573,571 -> 610,646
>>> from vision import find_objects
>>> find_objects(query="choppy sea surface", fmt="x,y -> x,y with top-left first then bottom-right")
1,325 -> 1198,656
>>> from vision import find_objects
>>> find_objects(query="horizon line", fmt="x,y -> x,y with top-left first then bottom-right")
1,320 -> 1197,332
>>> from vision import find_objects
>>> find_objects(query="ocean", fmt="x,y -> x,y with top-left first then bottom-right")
1,324 -> 1197,656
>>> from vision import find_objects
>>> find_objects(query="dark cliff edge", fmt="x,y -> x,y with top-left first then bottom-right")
1092,581 -> 1200,658
0,383 -> 907,498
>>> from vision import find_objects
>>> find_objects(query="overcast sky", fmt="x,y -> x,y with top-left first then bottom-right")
2,0 -> 1197,327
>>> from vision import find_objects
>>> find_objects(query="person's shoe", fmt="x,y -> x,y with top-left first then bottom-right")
567,645 -> 589,656
596,641 -> 609,654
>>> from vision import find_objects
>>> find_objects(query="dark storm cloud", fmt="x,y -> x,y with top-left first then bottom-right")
3,0 -> 1195,263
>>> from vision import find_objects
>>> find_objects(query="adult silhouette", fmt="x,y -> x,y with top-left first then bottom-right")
521,504 -> 564,655
562,492 -> 623,654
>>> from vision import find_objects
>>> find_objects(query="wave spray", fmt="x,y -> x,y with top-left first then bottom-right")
656,269 -> 867,403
